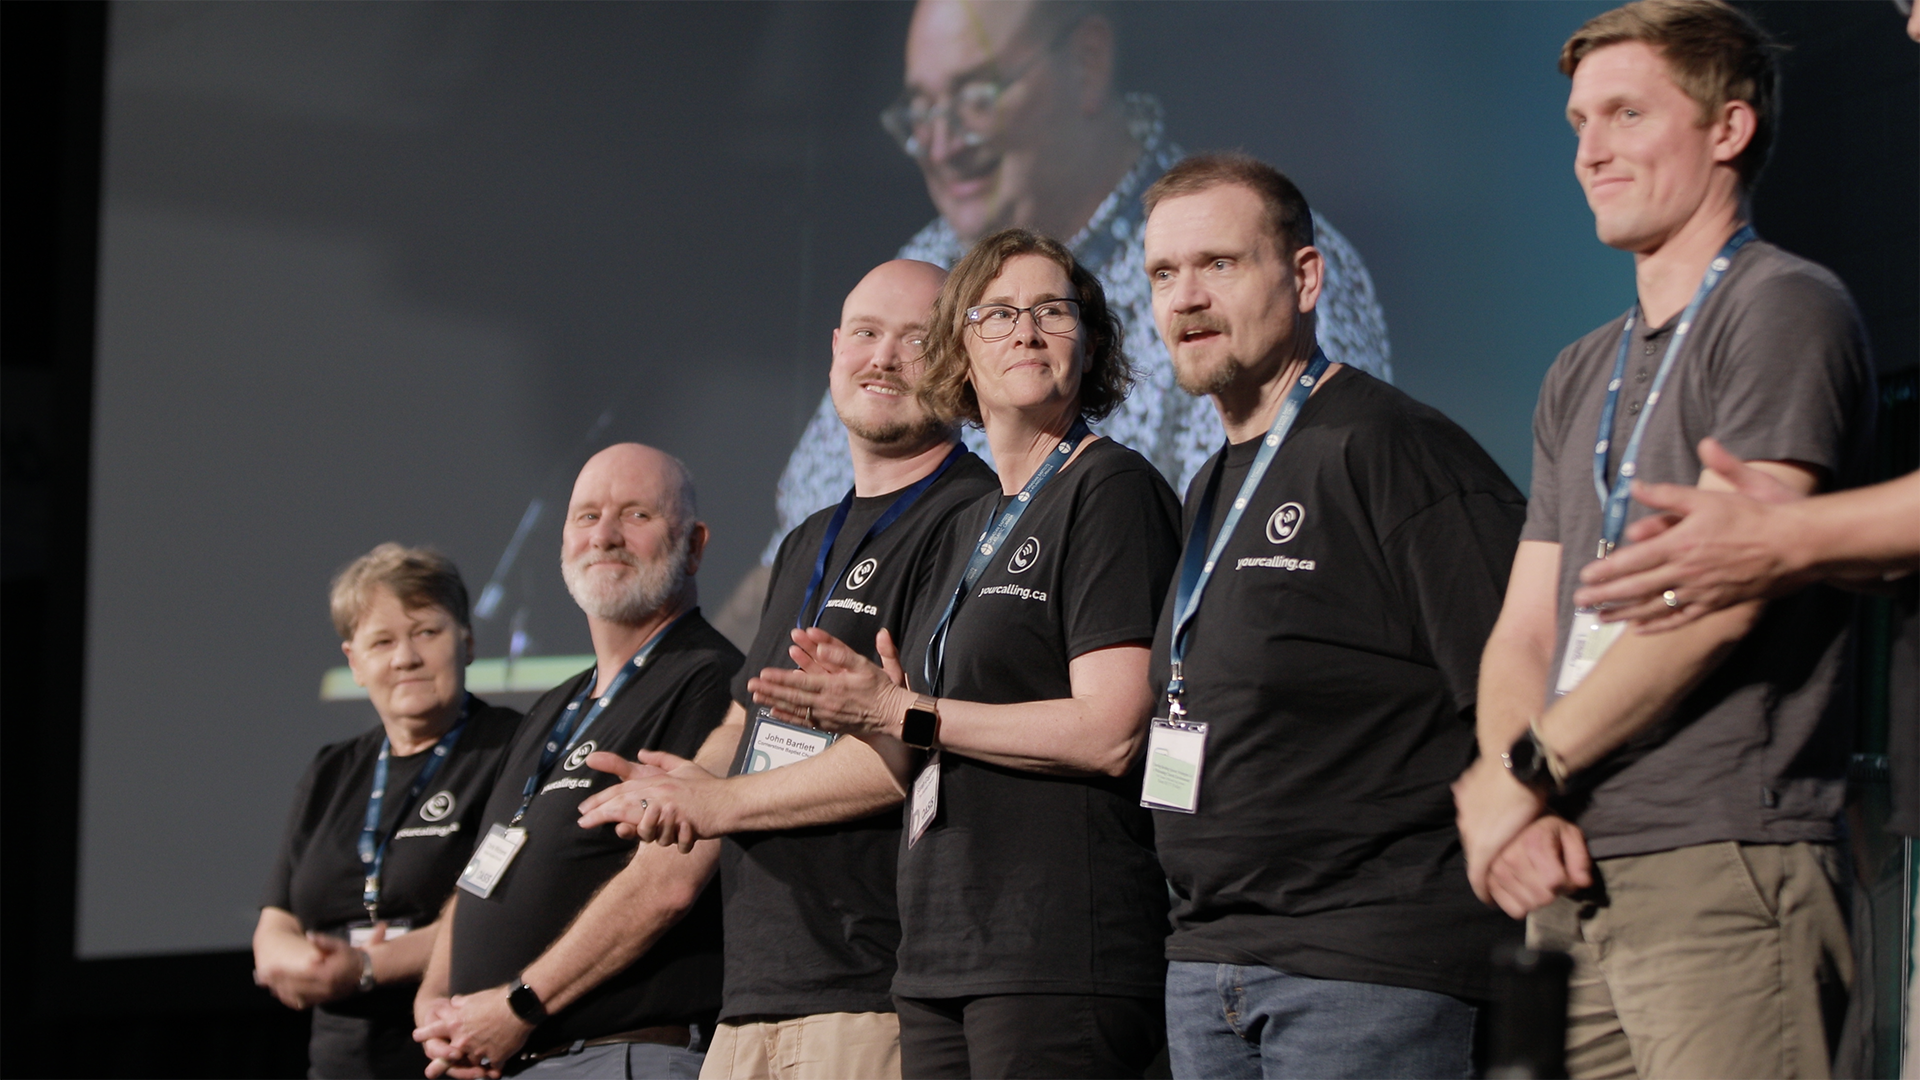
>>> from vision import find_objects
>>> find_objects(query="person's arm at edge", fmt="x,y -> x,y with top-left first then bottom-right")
1576,459 -> 1920,622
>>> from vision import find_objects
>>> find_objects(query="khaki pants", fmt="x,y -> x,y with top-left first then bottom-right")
1528,841 -> 1852,1079
699,1012 -> 900,1080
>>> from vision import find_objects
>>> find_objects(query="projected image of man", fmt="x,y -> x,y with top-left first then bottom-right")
760,0 -> 1394,578
413,444 -> 743,1079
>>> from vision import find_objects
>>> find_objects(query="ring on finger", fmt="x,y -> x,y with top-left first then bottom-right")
1661,589 -> 1680,608
640,798 -> 649,811
803,704 -> 813,727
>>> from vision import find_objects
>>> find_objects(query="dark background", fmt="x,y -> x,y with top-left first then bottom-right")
7,0 -> 1912,1068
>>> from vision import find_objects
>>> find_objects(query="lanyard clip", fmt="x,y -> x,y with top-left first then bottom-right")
1596,539 -> 1614,560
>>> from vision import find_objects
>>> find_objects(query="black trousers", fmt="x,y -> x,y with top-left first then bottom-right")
894,992 -> 1165,1079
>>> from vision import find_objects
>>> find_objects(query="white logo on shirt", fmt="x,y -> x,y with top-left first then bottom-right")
563,740 -> 597,771
1007,536 -> 1041,574
1266,502 -> 1305,544
419,790 -> 456,822
846,557 -> 878,590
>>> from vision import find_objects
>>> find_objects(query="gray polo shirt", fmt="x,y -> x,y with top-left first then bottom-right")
1522,238 -> 1876,859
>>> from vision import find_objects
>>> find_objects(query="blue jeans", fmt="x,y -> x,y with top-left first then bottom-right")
1164,961 -> 1475,1079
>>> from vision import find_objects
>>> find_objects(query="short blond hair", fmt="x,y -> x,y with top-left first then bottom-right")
1560,0 -> 1781,188
329,543 -> 471,640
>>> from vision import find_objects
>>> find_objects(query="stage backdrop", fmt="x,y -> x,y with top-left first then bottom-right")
83,0 -> 1655,957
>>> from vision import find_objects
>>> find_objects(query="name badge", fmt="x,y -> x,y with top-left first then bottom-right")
1555,609 -> 1626,696
1140,718 -> 1208,813
456,823 -> 527,899
744,713 -> 835,774
907,751 -> 941,848
347,918 -> 412,948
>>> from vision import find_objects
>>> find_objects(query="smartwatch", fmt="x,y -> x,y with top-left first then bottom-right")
1501,726 -> 1560,794
901,694 -> 940,750
507,978 -> 547,1024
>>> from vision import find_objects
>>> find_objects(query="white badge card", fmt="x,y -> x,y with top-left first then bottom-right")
744,714 -> 835,775
456,823 -> 527,899
1554,609 -> 1626,697
1140,718 -> 1208,813
907,750 -> 941,848
347,919 -> 412,948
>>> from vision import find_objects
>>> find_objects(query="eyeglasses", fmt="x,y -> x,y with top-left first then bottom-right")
878,22 -> 1077,159
965,299 -> 1081,341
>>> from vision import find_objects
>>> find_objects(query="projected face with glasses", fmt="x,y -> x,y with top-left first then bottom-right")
890,1 -> 1133,245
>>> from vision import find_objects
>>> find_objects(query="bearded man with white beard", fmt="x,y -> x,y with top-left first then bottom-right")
412,443 -> 743,1080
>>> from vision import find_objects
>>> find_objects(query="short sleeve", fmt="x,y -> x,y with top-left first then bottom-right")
660,661 -> 738,761
1706,272 -> 1871,479
1520,351 -> 1573,545
1382,491 -> 1526,714
1062,467 -> 1183,659
259,752 -> 323,912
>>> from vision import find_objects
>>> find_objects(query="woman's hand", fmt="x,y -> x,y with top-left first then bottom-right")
251,908 -> 366,1008
748,628 -> 913,739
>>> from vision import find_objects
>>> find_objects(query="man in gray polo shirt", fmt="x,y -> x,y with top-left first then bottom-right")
1451,1 -> 1875,1076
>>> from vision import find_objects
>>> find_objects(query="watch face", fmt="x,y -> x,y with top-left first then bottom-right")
902,708 -> 937,749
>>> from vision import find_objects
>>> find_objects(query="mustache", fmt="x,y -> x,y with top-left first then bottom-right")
570,549 -> 641,571
1168,315 -> 1227,341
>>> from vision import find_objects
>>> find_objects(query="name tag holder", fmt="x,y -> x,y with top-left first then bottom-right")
457,823 -> 527,899
1140,716 -> 1208,814
908,751 -> 941,848
744,711 -> 835,774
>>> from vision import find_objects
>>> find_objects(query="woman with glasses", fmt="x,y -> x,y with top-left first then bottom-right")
750,229 -> 1181,1078
253,544 -> 522,1079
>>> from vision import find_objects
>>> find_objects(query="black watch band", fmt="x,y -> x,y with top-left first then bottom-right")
902,695 -> 939,751
1501,728 -> 1557,794
507,979 -> 547,1024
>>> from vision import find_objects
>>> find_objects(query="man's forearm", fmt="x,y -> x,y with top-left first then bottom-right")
1541,598 -> 1761,774
1476,626 -> 1555,760
518,840 -> 719,1016
714,734 -> 906,833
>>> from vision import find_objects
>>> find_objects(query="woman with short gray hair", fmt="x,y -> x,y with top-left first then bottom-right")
254,543 -> 523,1079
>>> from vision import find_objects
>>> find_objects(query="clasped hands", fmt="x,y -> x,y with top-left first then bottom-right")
574,628 -> 911,850
414,987 -> 527,1080
253,924 -> 384,1009
1452,756 -> 1592,920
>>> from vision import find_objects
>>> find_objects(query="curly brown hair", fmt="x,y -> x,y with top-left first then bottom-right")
917,228 -> 1133,428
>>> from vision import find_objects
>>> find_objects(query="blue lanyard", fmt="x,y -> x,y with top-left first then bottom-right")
360,694 -> 470,917
1591,225 -> 1755,559
922,418 -> 1090,695
1165,351 -> 1329,707
796,443 -> 966,630
508,611 -> 687,825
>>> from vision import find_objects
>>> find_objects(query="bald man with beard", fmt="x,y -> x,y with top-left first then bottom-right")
413,444 -> 742,1080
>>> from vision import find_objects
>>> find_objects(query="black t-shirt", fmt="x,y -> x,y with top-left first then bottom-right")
261,698 -> 523,1079
450,612 -> 740,1049
893,437 -> 1182,999
721,451 -> 997,1019
1149,369 -> 1525,1001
